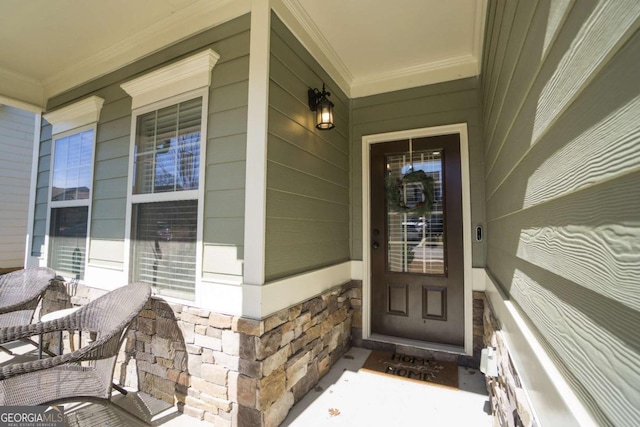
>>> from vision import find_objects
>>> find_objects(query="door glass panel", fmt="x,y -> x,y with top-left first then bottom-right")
386,149 -> 444,274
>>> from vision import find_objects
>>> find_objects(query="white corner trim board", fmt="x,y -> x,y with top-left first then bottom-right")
43,96 -> 105,135
120,49 -> 220,110
243,0 -> 271,287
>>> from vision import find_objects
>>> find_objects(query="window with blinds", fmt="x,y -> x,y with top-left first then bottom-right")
49,207 -> 88,279
130,96 -> 204,300
132,201 -> 197,300
51,130 -> 93,201
133,98 -> 202,194
386,149 -> 445,275
48,128 -> 95,279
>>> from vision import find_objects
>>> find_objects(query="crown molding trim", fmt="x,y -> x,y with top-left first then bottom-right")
41,0 -> 249,101
273,0 -> 353,97
275,0 -> 486,98
0,67 -> 44,109
14,0 -> 486,105
0,95 -> 43,114
120,49 -> 220,110
43,95 -> 105,135
351,54 -> 479,98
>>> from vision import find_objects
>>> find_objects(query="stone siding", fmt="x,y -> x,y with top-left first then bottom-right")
39,279 -> 108,354
40,279 -> 360,426
120,280 -> 360,426
233,281 -> 357,427
483,298 -> 536,427
41,280 -> 492,426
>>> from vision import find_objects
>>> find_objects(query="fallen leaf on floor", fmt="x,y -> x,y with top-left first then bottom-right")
468,370 -> 476,375
343,354 -> 355,360
328,408 -> 341,417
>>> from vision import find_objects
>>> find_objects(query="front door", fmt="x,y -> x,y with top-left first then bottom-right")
370,134 -> 464,346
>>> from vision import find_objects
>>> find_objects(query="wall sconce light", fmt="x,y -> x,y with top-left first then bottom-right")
308,84 -> 335,130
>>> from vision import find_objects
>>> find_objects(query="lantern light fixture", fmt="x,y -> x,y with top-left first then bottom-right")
307,84 -> 335,130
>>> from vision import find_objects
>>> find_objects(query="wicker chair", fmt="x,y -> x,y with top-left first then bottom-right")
0,267 -> 56,328
0,283 -> 151,406
0,267 -> 56,354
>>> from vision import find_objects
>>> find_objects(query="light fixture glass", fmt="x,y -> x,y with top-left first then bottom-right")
308,84 -> 335,130
316,97 -> 334,130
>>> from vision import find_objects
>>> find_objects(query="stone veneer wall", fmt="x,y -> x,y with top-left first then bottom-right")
39,279 -> 362,426
41,281 -> 492,425
39,279 -> 106,354
126,280 -> 361,426
40,279 -> 362,427
483,297 -> 536,427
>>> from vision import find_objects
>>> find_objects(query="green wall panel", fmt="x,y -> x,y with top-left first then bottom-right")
350,78 -> 486,267
265,14 -> 350,281
481,1 -> 640,425
34,15 -> 251,275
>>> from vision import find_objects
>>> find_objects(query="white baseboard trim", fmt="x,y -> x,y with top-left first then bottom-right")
201,261 -> 358,319
256,261 -> 355,318
483,271 -> 597,427
49,260 -> 359,319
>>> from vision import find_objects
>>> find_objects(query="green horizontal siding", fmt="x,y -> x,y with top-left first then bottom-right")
481,1 -> 640,425
351,78 -> 485,267
265,14 -> 350,281
34,14 -> 251,277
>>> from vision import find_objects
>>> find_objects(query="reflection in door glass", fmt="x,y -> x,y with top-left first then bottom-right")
386,149 -> 444,274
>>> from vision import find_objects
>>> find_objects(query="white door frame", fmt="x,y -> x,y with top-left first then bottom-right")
361,123 -> 473,356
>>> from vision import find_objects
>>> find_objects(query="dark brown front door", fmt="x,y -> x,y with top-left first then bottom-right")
370,134 -> 464,346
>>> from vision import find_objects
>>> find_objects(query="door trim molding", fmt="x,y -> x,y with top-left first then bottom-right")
361,123 -> 473,355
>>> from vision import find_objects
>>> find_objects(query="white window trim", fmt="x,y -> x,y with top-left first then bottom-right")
121,48 -> 218,305
43,123 -> 99,282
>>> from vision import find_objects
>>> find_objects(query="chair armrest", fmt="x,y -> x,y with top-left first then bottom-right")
0,315 -> 78,344
0,298 -> 38,315
0,319 -> 122,381
0,338 -> 99,380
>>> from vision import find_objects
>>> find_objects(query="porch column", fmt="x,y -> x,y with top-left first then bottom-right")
243,0 -> 271,316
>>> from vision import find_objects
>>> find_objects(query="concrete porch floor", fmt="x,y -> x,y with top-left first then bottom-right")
1,343 -> 492,426
282,347 -> 492,426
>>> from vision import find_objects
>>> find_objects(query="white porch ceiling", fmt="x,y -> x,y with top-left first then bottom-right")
0,0 -> 486,110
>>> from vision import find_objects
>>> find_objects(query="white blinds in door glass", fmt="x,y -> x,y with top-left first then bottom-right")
134,98 -> 202,194
132,200 -> 198,300
386,149 -> 445,275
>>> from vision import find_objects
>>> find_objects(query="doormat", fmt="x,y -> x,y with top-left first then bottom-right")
361,350 -> 459,389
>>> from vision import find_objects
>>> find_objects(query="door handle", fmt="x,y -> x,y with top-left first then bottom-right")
372,242 -> 379,250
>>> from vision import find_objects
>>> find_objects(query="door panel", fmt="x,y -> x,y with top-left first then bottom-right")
370,134 -> 464,346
